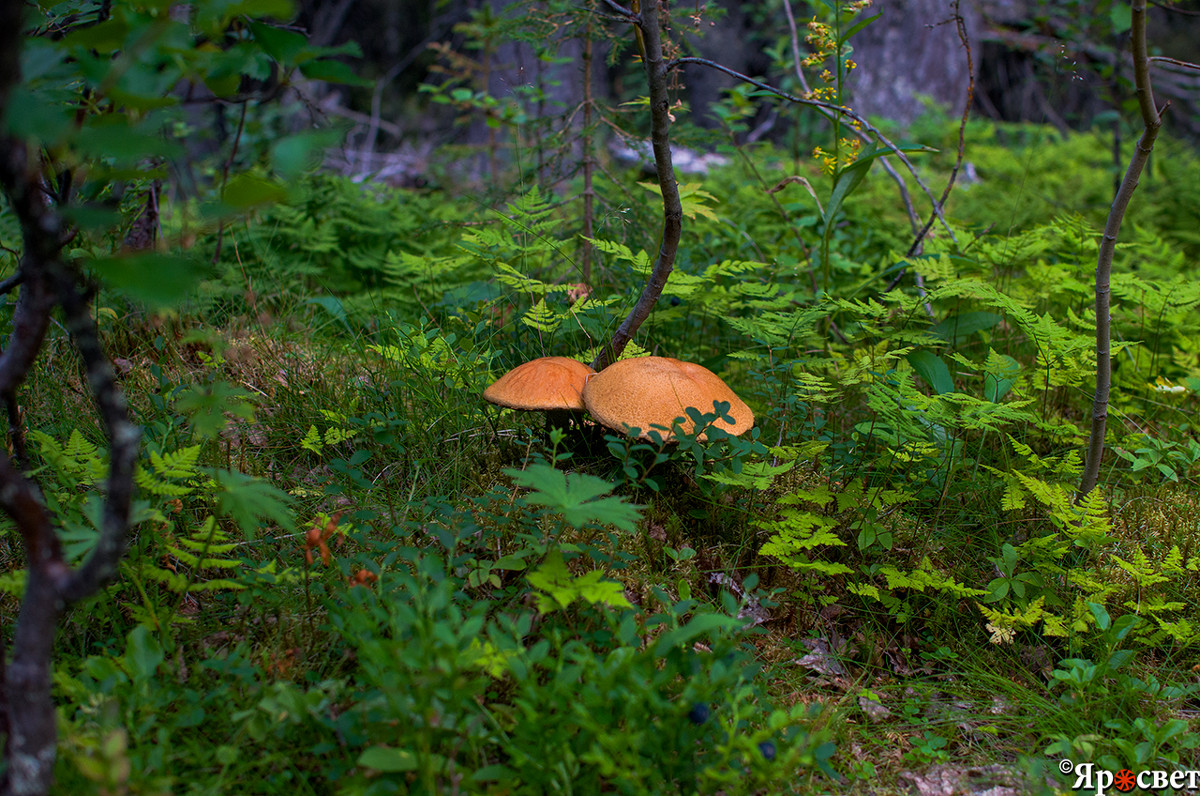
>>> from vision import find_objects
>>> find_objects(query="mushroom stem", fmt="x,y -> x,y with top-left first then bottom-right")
545,408 -> 573,435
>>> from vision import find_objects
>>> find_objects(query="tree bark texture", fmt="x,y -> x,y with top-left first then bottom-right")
0,8 -> 142,795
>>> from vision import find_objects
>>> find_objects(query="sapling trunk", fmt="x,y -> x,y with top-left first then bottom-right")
581,8 -> 595,283
0,10 -> 141,793
1079,0 -> 1163,499
591,0 -> 682,371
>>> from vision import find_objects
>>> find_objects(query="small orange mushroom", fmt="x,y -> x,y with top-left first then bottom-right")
483,356 -> 596,433
482,356 -> 595,411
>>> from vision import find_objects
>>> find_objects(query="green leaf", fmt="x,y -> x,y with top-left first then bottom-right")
470,764 -> 517,783
248,21 -> 309,64
271,130 -> 340,179
1110,3 -> 1132,34
505,463 -> 641,531
173,382 -> 257,439
90,252 -> 204,309
527,550 -> 632,612
222,173 -> 289,209
62,206 -> 122,232
933,311 -> 1001,343
211,469 -> 294,536
61,18 -> 130,54
3,86 -> 74,144
124,626 -> 164,683
840,12 -> 881,44
1087,601 -> 1111,631
1111,614 -> 1142,641
983,353 -> 1020,403
299,58 -> 371,86
357,746 -> 419,773
823,145 -> 877,226
907,350 -> 955,394
655,613 -> 741,652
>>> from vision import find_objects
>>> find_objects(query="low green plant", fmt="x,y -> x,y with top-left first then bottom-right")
1043,603 -> 1200,770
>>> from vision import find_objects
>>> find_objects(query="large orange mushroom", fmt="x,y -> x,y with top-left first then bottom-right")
581,356 -> 753,441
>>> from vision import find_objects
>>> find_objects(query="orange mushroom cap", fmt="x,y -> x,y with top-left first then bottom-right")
581,356 -> 753,440
482,356 -> 595,411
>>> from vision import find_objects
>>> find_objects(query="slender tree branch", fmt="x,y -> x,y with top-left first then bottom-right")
591,0 -> 681,371
1148,55 -> 1200,70
780,0 -> 812,95
599,0 -> 636,20
906,1 -> 974,259
668,56 -> 957,245
56,268 -> 139,601
0,3 -> 141,790
0,271 -> 25,296
1079,0 -> 1164,498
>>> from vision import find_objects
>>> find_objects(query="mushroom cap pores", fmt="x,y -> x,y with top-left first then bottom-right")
482,356 -> 595,411
581,356 -> 753,440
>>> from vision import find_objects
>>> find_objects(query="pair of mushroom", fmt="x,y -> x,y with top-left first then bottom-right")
482,355 -> 753,441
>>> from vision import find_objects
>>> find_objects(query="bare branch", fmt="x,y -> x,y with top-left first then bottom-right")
599,0 -> 637,20
0,271 -> 25,295
906,0 -> 974,259
780,0 -> 812,95
668,56 -> 957,245
1149,55 -> 1200,71
56,267 -> 140,601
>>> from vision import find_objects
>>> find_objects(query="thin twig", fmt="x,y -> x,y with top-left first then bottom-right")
780,0 -> 812,95
211,101 -> 249,267
668,56 -> 958,245
906,1 -> 974,260
1148,55 -> 1200,71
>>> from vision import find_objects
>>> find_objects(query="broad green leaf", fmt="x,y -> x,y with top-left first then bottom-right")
505,463 -> 641,531
248,21 -> 309,64
76,118 -> 182,163
124,626 -> 164,683
222,173 -> 289,209
1087,601 -> 1111,631
906,350 -> 955,395
90,252 -> 204,309
470,765 -> 517,783
173,382 -> 257,439
271,131 -> 340,179
933,311 -> 1001,343
527,550 -> 632,612
61,18 -> 130,54
1110,3 -> 1132,34
299,59 -> 371,86
655,613 -> 741,652
823,144 -> 877,226
840,12 -> 881,44
983,353 -> 1020,403
3,86 -> 73,144
357,746 -> 419,773
211,468 -> 294,535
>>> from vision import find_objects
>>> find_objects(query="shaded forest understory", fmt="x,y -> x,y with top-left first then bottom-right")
2,1 -> 1200,795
